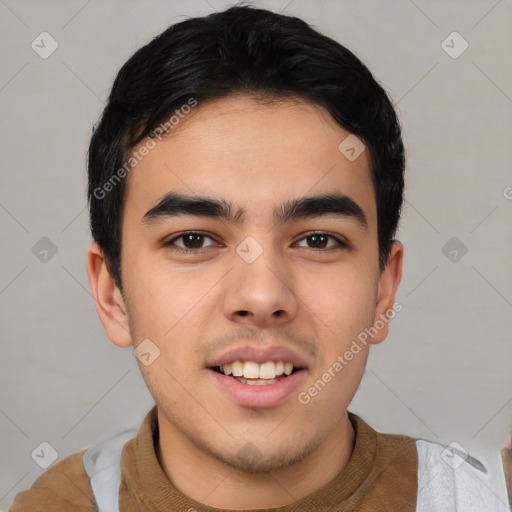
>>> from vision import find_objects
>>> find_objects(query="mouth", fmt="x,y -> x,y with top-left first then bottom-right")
206,360 -> 308,408
210,360 -> 303,386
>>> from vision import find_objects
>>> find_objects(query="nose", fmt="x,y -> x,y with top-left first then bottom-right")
222,242 -> 299,328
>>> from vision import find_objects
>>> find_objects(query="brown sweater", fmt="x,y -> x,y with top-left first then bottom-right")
10,406 -> 420,511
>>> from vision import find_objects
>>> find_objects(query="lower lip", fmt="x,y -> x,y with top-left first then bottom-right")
207,368 -> 308,408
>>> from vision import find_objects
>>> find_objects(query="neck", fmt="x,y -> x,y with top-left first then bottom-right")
156,412 -> 355,509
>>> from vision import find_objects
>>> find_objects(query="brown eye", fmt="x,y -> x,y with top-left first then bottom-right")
295,232 -> 347,250
164,232 -> 217,252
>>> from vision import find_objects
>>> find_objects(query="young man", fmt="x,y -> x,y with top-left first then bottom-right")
10,5 -> 510,511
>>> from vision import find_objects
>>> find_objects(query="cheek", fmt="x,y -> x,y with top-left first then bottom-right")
299,346 -> 368,429
316,264 -> 376,391
124,251 -> 214,338
303,263 -> 378,341
127,267 -> 211,401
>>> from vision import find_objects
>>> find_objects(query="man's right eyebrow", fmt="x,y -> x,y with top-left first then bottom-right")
141,192 -> 368,230
141,193 -> 244,226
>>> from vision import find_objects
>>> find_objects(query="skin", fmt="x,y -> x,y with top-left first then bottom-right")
87,94 -> 403,509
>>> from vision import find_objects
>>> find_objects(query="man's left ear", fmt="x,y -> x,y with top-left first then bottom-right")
370,240 -> 403,345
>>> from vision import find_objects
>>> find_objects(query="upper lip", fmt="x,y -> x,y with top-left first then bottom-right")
207,345 -> 311,369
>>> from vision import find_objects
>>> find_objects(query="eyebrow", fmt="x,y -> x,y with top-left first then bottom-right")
141,192 -> 368,230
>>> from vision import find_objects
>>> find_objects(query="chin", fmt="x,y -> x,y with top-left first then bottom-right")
213,439 -> 317,474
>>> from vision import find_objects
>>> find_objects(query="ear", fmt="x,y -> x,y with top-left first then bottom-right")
370,240 -> 404,345
86,242 -> 133,348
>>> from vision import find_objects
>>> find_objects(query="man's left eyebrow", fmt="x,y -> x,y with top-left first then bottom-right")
141,192 -> 367,230
275,193 -> 368,229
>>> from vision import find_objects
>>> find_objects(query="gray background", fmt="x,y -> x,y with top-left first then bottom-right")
1,0 -> 511,507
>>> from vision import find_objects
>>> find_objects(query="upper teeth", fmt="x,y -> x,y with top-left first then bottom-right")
220,361 -> 295,379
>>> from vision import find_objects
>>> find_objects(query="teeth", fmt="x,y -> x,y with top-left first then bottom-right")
244,378 -> 278,386
231,360 -> 243,377
234,377 -> 279,385
218,360 -> 297,379
243,361 -> 260,379
259,361 -> 275,379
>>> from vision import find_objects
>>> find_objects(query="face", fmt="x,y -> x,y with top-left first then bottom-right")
88,94 -> 402,473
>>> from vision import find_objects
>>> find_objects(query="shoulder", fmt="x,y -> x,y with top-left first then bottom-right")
349,412 -> 419,471
345,414 -> 418,510
9,449 -> 97,512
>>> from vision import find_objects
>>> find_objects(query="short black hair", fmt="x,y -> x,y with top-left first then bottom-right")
87,5 -> 405,294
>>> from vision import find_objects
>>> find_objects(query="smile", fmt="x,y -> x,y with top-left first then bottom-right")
212,360 -> 300,385
208,363 -> 308,408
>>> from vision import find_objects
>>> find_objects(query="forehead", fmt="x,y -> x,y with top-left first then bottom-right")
123,95 -> 376,227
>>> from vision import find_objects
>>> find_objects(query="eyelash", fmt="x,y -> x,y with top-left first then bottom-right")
162,231 -> 349,254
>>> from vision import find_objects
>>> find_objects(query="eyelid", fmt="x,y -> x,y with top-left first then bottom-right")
293,231 -> 349,249
163,231 -> 218,250
163,230 -> 349,253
